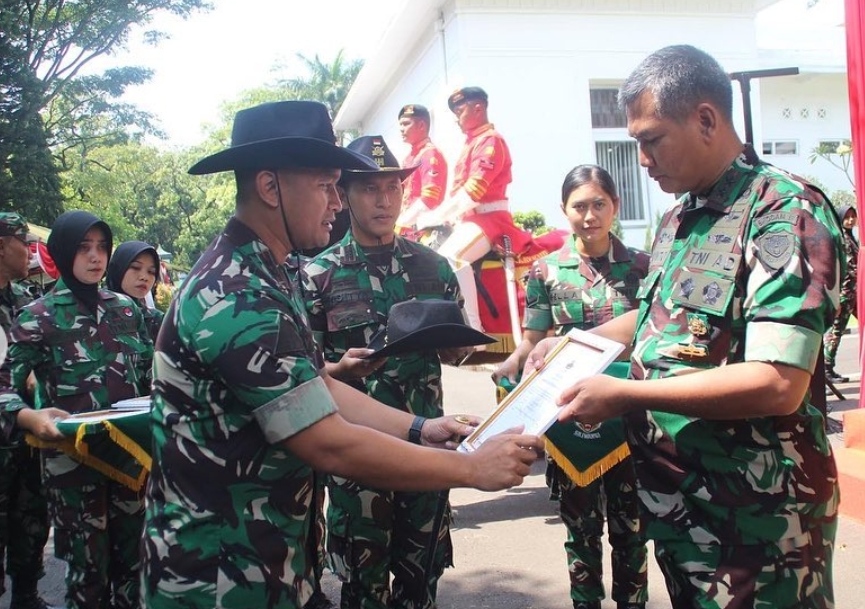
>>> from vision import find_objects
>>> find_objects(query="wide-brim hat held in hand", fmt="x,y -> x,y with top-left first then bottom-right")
364,299 -> 496,358
188,101 -> 378,175
340,135 -> 418,182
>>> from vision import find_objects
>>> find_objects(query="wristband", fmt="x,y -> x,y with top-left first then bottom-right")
408,415 -> 426,445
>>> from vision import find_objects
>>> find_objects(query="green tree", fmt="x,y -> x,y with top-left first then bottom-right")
279,51 -> 364,117
513,210 -> 553,236
0,0 -> 210,222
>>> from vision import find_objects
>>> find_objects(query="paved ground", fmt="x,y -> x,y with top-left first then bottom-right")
4,331 -> 862,608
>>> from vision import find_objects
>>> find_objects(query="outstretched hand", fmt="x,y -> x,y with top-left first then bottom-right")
421,414 -> 481,450
16,407 -> 68,442
332,348 -> 386,382
466,428 -> 543,491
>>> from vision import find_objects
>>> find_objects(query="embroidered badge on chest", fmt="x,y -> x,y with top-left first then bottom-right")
680,277 -> 695,299
702,281 -> 723,306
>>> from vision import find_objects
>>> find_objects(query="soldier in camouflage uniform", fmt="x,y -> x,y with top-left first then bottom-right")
823,204 -> 857,382
106,241 -> 165,343
8,210 -> 153,609
0,213 -> 62,609
141,100 -> 541,609
304,135 -> 466,609
494,166 -> 648,609
526,45 -> 843,608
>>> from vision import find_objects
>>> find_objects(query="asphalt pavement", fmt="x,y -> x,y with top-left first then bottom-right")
4,331 -> 863,609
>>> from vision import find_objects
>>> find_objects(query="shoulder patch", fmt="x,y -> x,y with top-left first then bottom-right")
755,231 -> 795,271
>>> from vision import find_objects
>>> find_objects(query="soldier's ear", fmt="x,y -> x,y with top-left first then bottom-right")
256,170 -> 281,210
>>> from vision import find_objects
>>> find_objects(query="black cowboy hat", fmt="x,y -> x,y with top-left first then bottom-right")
364,299 -> 495,358
188,101 -> 378,175
340,135 -> 418,182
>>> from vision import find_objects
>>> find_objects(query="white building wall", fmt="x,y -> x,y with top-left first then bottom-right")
341,1 -> 848,249
758,74 -> 854,196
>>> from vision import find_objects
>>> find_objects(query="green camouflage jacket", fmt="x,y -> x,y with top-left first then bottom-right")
0,281 -> 33,442
9,278 -> 152,414
524,233 -> 649,334
303,232 -> 460,416
142,218 -> 336,609
628,146 -> 843,545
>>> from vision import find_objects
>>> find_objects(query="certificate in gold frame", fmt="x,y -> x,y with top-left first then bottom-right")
457,328 -> 624,453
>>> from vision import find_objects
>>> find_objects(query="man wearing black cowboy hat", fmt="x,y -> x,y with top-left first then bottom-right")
303,134 -> 492,609
142,102 -> 542,609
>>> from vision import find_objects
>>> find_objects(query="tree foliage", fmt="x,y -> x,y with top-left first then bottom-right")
0,0 -> 210,222
513,210 -> 553,235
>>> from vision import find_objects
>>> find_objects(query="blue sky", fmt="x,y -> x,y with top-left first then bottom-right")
94,0 -> 844,148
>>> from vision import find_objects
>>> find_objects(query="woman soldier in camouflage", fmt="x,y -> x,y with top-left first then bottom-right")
494,165 -> 649,609
8,211 -> 153,609
106,241 -> 165,343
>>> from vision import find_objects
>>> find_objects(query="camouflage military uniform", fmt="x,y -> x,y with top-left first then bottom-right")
303,232 -> 460,609
628,146 -> 842,607
8,278 -> 153,609
524,234 -> 649,607
0,282 -> 49,599
142,218 -> 337,609
823,204 -> 858,371
141,305 -> 164,344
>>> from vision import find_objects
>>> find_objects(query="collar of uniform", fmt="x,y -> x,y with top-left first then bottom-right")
685,145 -> 760,216
410,137 -> 432,155
339,232 -> 411,265
558,233 -> 632,268
50,278 -> 118,306
465,123 -> 495,140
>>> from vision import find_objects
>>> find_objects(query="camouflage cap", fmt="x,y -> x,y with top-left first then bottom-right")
0,212 -> 37,242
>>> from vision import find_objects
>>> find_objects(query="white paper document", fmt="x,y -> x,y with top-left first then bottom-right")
458,329 -> 623,453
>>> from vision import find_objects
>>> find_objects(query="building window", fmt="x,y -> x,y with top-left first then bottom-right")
590,89 -> 627,128
762,140 -> 799,155
595,141 -> 646,222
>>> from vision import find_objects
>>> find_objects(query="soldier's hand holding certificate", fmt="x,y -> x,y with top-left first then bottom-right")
458,329 -> 623,453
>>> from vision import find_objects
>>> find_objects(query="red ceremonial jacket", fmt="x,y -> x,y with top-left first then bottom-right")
402,138 -> 448,210
450,123 -> 512,203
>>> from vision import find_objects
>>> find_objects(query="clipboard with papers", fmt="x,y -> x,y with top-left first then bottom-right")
457,328 -> 624,453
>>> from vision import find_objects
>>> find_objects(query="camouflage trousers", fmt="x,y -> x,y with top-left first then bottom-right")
43,452 -> 145,609
653,515 -> 836,609
824,291 -> 855,368
327,476 -> 453,609
0,444 -> 49,596
549,457 -> 648,604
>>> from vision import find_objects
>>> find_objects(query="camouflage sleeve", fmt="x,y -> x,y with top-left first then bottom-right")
191,289 -> 335,443
0,327 -> 28,441
301,260 -> 327,349
8,306 -> 45,408
134,302 -> 155,394
523,259 -> 553,332
743,195 -> 843,372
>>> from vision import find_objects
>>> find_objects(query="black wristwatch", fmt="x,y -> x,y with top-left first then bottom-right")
408,415 -> 426,445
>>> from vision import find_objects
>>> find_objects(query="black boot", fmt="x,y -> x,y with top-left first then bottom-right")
827,366 -> 849,383
9,589 -> 53,609
573,601 -> 601,609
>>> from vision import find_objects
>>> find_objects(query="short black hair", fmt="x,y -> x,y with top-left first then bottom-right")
618,45 -> 733,122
